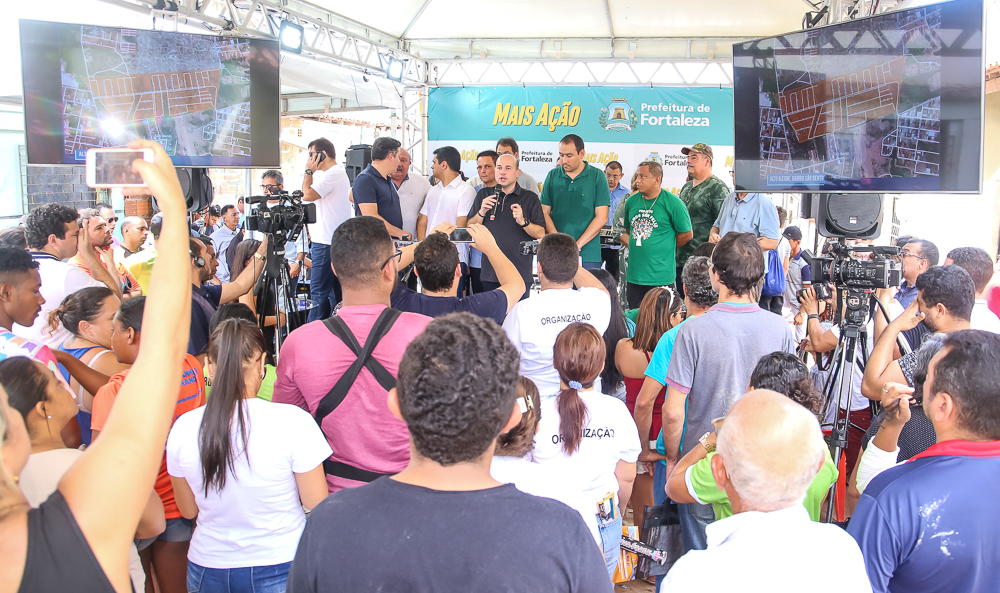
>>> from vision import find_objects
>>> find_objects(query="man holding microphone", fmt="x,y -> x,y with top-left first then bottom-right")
468,154 -> 546,300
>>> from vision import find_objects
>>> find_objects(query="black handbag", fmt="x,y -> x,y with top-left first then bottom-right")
636,501 -> 685,578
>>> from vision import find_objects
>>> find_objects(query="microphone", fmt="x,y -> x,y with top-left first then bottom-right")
491,187 -> 505,221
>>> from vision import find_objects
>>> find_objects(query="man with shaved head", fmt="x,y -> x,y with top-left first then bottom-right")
467,153 -> 546,300
116,216 -> 149,260
662,390 -> 871,592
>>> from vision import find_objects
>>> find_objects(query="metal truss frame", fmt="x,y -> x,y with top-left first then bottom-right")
97,0 -> 428,82
399,85 -> 429,176
428,59 -> 735,88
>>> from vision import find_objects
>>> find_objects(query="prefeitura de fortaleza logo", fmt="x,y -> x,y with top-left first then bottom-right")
599,98 -> 638,131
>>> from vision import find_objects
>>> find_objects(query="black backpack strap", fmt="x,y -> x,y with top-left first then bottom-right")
313,308 -> 402,483
315,307 -> 401,425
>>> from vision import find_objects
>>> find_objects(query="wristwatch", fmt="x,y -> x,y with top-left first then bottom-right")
699,432 -> 715,453
304,169 -> 314,176
520,219 -> 530,228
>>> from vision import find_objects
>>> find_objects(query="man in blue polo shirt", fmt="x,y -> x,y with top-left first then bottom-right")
849,329 -> 1000,593
540,134 -> 611,269
353,136 -> 409,239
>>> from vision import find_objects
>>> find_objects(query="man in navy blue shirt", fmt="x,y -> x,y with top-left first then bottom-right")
849,329 -> 1000,593
188,235 -> 268,362
391,224 -> 524,325
353,137 -> 408,239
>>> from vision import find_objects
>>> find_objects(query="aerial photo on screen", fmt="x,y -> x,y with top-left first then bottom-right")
757,6 -> 943,187
60,26 -> 252,163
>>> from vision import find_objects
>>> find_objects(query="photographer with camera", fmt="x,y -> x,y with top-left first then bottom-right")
390,223 -> 523,324
849,330 -> 1000,593
799,285 -> 875,474
861,266 -> 974,402
258,170 -> 306,283
301,138 -> 352,322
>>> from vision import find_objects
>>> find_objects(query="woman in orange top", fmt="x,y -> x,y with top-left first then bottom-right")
89,295 -> 205,593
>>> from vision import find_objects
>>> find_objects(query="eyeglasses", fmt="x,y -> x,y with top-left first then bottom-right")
261,184 -> 279,192
901,250 -> 926,261
381,249 -> 403,269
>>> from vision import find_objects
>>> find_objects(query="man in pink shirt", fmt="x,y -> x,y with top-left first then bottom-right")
273,217 -> 432,492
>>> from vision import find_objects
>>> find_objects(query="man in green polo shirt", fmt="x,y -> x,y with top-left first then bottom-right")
676,143 -> 728,291
540,134 -> 611,269
621,161 -> 693,308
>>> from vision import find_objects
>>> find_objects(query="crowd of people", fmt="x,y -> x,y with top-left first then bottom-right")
0,133 -> 999,593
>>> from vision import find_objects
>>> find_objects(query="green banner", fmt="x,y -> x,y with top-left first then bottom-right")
428,86 -> 734,146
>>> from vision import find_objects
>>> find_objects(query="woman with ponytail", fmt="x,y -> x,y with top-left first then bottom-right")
531,322 -> 642,579
166,319 -> 331,593
50,286 -> 130,445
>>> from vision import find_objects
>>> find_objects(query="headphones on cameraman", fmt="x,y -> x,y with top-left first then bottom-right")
190,251 -> 206,269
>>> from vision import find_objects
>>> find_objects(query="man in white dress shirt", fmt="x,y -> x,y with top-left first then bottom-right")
662,389 -> 872,593
419,146 -> 477,294
391,148 -> 431,239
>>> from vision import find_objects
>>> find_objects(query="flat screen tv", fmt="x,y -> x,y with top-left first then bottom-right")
20,20 -> 280,167
732,0 -> 984,193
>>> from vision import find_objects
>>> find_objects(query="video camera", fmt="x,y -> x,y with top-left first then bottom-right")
799,240 -> 902,329
244,190 -> 317,244
802,242 -> 901,293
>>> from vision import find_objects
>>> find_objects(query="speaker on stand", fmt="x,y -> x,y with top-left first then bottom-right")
345,144 -> 372,185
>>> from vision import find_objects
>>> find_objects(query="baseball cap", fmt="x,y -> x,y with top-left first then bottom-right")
681,143 -> 714,161
782,226 -> 802,241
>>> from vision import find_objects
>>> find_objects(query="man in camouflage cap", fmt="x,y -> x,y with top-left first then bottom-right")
676,143 -> 728,294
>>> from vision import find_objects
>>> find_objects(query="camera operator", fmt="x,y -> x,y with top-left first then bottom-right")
799,285 -> 875,473
862,266 -> 974,401
301,138 -> 351,321
258,170 -> 306,284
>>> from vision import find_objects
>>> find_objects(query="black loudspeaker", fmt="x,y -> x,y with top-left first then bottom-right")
173,168 -> 214,213
815,194 -> 884,239
345,144 -> 372,184
800,193 -> 818,220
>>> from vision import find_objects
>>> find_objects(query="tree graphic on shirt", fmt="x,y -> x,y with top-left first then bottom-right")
632,212 -> 658,246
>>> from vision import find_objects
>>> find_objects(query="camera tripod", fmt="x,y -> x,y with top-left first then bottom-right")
817,287 -> 876,523
253,231 -> 300,361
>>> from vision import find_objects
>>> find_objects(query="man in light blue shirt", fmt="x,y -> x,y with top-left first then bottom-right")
209,204 -> 242,283
602,160 -> 631,281
709,191 -> 781,271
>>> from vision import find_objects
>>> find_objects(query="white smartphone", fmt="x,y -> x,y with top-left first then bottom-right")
85,148 -> 154,188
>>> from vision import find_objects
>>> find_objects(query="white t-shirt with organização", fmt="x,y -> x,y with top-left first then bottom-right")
502,287 -> 611,398
531,389 -> 641,508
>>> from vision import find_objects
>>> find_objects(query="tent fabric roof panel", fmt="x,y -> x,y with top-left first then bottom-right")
314,0 -> 814,41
